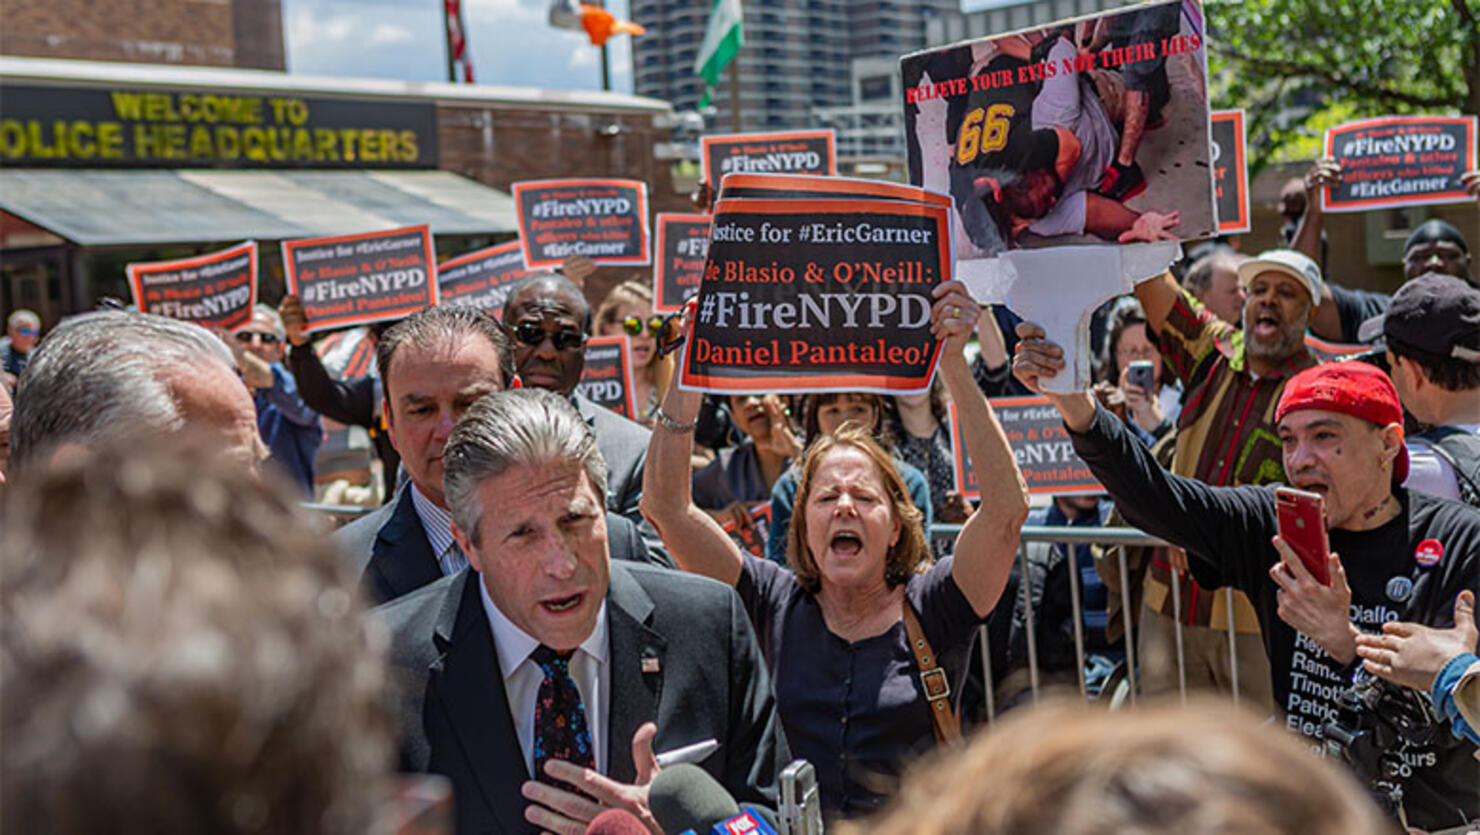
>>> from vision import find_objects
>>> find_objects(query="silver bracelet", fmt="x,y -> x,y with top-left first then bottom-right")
652,405 -> 696,433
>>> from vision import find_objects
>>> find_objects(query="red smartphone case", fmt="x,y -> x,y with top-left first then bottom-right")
1276,487 -> 1331,586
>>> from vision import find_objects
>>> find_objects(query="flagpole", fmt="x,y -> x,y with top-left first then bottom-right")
601,44 -> 612,91
728,59 -> 740,131
441,0 -> 456,82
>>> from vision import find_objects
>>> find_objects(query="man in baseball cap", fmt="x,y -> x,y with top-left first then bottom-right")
1361,273 -> 1480,503
1235,249 -> 1323,368
1013,349 -> 1479,830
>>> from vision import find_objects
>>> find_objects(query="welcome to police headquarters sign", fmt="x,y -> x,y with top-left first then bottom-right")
0,85 -> 438,168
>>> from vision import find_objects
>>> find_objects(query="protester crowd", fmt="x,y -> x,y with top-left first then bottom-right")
2,157 -> 1479,835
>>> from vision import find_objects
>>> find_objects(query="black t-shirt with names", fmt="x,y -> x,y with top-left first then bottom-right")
1071,405 -> 1479,831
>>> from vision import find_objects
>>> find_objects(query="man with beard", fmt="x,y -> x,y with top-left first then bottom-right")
1108,249 -> 1323,709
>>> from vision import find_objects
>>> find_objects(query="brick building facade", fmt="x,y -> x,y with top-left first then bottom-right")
0,0 -> 285,70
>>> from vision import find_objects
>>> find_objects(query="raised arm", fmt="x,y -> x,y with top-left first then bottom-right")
934,282 -> 1030,617
1293,159 -> 1346,341
639,311 -> 744,586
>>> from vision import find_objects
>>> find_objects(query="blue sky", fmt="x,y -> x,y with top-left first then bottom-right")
283,0 -> 635,92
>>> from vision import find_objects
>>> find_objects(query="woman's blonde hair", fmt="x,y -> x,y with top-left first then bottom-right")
786,423 -> 928,594
838,698 -> 1389,835
593,280 -> 653,335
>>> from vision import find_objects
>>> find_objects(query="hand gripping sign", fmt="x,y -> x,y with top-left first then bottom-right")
437,239 -> 547,317
511,178 -> 651,269
126,241 -> 258,331
679,196 -> 951,395
1322,115 -> 1479,212
282,224 -> 437,333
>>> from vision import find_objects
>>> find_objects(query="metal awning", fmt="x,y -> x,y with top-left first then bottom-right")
0,169 -> 518,246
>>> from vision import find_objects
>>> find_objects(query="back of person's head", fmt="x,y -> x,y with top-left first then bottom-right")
842,698 -> 1388,835
1182,249 -> 1240,297
0,438 -> 391,834
787,423 -> 927,593
374,304 -> 517,398
1377,271 -> 1480,393
10,310 -> 237,472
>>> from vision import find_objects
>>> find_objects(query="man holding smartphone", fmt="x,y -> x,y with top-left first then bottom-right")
1014,346 -> 1479,830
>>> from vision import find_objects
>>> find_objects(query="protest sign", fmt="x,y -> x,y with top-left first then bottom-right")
1211,109 -> 1250,234
902,0 -> 1215,258
511,178 -> 650,269
701,129 -> 837,186
716,172 -> 951,209
437,239 -> 545,316
721,501 -> 772,557
1322,115 -> 1479,212
577,335 -> 638,420
282,224 -> 436,333
679,195 -> 951,395
951,398 -> 1101,497
126,241 -> 257,330
654,214 -> 711,313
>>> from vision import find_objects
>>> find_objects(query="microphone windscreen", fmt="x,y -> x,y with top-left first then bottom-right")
649,763 -> 741,833
584,808 -> 650,835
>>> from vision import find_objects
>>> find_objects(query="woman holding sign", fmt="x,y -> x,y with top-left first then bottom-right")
642,282 -> 1029,817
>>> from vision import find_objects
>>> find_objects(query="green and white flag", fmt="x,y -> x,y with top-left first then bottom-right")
694,0 -> 743,108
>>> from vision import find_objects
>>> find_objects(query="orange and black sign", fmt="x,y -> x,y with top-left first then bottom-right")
438,240 -> 545,317
511,178 -> 651,269
126,241 -> 257,330
577,336 -> 637,420
679,195 -> 951,395
716,172 -> 950,209
701,130 -> 836,186
1323,115 -> 1478,212
950,398 -> 1100,498
1211,109 -> 1249,234
654,213 -> 711,313
282,225 -> 437,333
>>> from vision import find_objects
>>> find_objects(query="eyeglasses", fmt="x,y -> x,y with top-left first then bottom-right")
622,315 -> 667,338
234,331 -> 280,345
508,321 -> 587,352
15,328 -> 38,337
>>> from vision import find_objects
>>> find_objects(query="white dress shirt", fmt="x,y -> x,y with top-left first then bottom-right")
409,483 -> 469,576
480,579 -> 610,778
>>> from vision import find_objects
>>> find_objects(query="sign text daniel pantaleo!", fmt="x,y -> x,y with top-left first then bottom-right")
680,197 -> 951,395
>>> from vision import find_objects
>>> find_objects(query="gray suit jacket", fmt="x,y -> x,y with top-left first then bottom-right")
375,563 -> 789,835
335,486 -> 663,606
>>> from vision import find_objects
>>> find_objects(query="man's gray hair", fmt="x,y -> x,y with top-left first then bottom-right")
7,309 -> 39,330
443,388 -> 607,545
251,304 -> 286,339
1182,250 -> 1241,297
10,311 -> 237,470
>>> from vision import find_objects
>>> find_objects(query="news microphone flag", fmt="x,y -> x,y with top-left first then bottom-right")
679,809 -> 779,835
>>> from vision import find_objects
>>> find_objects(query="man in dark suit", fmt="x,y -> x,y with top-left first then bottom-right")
334,305 -> 665,606
501,277 -> 654,538
377,389 -> 787,833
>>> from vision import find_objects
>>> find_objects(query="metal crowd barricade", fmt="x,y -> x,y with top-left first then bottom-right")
929,523 -> 1245,723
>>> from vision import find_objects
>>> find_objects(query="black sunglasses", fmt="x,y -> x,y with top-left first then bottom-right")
622,315 -> 667,338
234,330 -> 281,345
508,320 -> 587,352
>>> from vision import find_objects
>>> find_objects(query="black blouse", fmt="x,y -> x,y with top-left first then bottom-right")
735,553 -> 981,817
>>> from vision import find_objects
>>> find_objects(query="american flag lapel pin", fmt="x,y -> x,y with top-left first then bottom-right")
641,649 -> 661,674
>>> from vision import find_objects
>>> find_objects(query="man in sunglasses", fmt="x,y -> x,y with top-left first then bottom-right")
1,309 -> 40,387
229,304 -> 322,495
502,276 -> 663,557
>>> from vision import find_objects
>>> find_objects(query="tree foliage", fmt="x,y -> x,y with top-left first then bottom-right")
1204,0 -> 1478,171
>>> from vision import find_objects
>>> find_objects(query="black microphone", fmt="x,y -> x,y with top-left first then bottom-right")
648,764 -> 739,833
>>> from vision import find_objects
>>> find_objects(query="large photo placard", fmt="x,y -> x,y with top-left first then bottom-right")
512,178 -> 651,269
126,241 -> 257,330
654,214 -> 712,313
1322,115 -> 1479,212
1211,109 -> 1250,234
701,129 -> 837,186
437,240 -> 545,316
679,197 -> 951,395
577,336 -> 638,420
282,224 -> 436,333
950,397 -> 1101,497
902,0 -> 1214,259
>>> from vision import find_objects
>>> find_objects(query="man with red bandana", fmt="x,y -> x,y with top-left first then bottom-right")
1013,349 -> 1480,831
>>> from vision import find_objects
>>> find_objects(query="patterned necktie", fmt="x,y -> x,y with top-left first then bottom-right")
530,645 -> 595,789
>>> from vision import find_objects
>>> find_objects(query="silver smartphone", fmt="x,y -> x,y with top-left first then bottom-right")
1126,359 -> 1156,392
779,760 -> 822,835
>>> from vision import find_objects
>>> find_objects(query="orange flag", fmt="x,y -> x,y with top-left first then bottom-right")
579,5 -> 645,46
